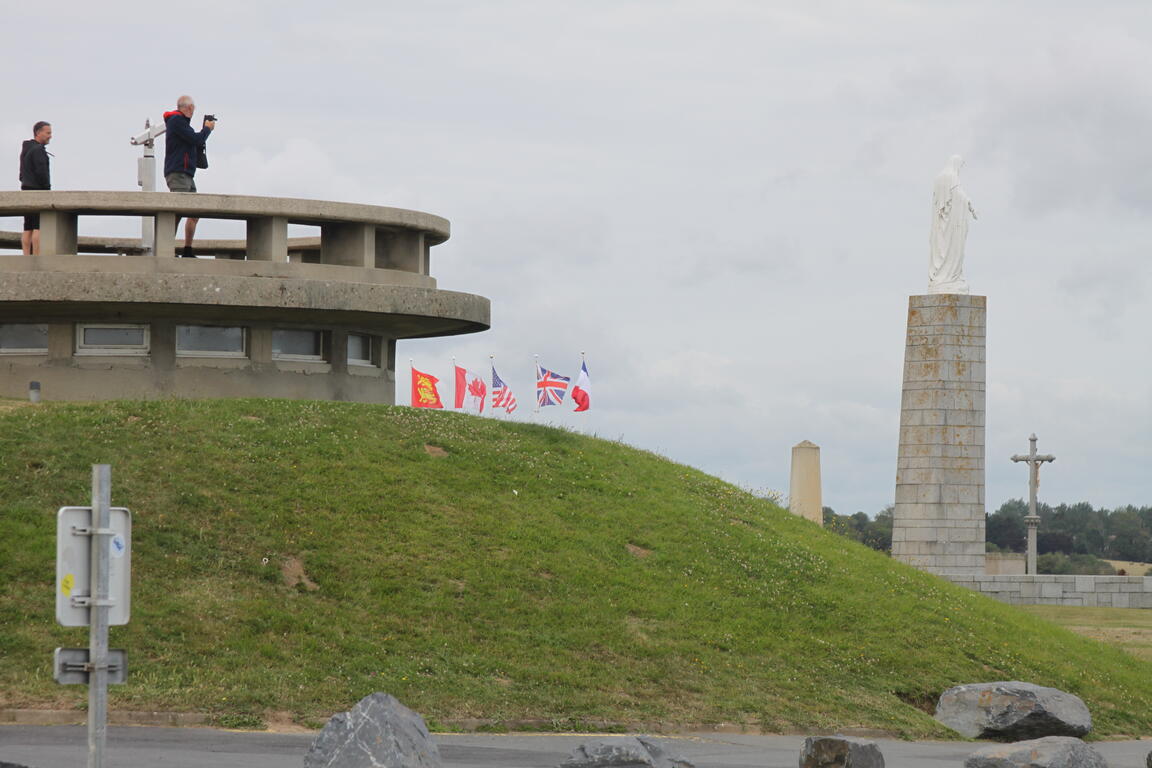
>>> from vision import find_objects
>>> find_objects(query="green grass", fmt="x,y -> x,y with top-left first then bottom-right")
1,399 -> 1151,736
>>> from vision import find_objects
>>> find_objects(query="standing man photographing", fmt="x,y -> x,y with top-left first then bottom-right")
18,121 -> 52,255
163,95 -> 216,258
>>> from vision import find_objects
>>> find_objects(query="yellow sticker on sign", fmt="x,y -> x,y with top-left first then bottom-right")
61,573 -> 75,597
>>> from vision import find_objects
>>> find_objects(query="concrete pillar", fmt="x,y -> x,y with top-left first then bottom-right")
246,216 -> 288,261
891,294 -> 987,577
38,211 -> 78,256
1025,514 -> 1040,574
376,229 -> 424,273
153,213 -> 177,259
789,441 -> 823,525
321,222 -> 374,267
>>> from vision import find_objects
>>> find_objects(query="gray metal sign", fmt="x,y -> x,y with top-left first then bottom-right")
55,505 -> 131,627
54,648 -> 128,685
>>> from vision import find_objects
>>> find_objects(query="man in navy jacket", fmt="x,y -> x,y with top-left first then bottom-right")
163,95 -> 216,257
18,121 -> 52,255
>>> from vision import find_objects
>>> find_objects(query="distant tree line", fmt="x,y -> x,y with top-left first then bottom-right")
821,500 -> 1151,574
822,506 -> 892,552
987,499 -> 1152,566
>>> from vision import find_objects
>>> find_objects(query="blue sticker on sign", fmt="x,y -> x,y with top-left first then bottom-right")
111,534 -> 126,559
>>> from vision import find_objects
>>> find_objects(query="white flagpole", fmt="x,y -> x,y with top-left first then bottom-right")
533,353 -> 540,417
489,354 -> 499,418
451,356 -> 457,411
408,358 -> 414,408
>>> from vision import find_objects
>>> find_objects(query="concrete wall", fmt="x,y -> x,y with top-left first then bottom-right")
947,574 -> 1152,608
0,322 -> 396,404
891,294 -> 987,576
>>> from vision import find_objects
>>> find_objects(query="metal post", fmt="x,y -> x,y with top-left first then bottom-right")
88,464 -> 111,768
139,141 -> 156,254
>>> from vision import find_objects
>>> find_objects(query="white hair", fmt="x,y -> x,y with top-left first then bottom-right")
176,95 -> 194,109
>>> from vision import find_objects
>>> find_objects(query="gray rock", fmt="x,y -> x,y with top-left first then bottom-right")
799,735 -> 885,767
964,736 -> 1108,768
559,736 -> 694,767
303,692 -> 441,768
935,682 -> 1092,740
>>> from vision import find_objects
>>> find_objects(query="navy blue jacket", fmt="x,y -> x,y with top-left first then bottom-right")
163,110 -> 213,177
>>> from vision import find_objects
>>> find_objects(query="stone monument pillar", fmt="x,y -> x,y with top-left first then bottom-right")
789,440 -> 823,526
1025,513 -> 1040,574
891,294 -> 986,576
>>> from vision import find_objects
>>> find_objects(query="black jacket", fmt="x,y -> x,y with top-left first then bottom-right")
19,139 -> 50,190
163,110 -> 212,177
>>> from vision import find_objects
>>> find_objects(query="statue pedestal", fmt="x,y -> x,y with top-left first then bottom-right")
892,294 -> 986,576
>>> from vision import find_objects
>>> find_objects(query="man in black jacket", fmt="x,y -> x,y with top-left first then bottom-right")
18,121 -> 52,255
163,95 -> 216,257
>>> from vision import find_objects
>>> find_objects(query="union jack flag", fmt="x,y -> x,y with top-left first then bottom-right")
536,364 -> 570,407
491,366 -> 518,414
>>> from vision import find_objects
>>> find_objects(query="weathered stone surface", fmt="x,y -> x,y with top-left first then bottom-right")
964,736 -> 1108,767
799,735 -> 885,767
303,692 -> 441,768
935,682 -> 1092,740
559,736 -> 693,767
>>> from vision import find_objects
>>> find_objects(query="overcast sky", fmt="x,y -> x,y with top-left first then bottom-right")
3,1 -> 1149,515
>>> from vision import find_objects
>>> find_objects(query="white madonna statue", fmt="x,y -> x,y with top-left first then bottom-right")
928,155 -> 977,294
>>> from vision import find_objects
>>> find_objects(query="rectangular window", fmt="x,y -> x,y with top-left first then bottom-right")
176,325 -> 246,357
347,333 -> 378,367
76,324 -> 149,355
272,329 -> 325,361
0,324 -> 48,354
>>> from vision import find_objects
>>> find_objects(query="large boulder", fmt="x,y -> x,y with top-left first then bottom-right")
559,736 -> 694,767
799,735 -> 885,768
303,692 -> 441,768
935,682 -> 1092,740
964,736 -> 1108,768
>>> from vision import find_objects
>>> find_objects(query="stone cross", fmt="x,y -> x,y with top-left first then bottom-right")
1011,433 -> 1055,575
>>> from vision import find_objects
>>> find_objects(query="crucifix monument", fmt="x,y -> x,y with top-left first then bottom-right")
1011,433 -> 1055,575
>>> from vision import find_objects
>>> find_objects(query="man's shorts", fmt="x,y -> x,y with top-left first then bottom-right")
165,172 -> 197,193
23,214 -> 39,231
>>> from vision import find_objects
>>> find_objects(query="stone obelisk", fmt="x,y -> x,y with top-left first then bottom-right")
892,156 -> 986,576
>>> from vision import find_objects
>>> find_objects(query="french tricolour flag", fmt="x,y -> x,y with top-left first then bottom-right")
572,360 -> 591,412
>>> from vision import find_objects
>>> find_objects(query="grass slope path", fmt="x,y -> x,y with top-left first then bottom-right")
0,400 -> 1149,737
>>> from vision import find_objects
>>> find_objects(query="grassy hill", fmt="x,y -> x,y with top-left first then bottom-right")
1,399 -> 1151,737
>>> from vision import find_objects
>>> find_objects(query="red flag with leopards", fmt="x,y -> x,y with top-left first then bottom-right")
411,367 -> 444,409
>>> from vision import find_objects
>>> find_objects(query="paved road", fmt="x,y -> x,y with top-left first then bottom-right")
1,725 -> 1150,767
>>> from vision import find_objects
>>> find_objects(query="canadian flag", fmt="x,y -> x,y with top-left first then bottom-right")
572,360 -> 591,412
454,365 -> 487,413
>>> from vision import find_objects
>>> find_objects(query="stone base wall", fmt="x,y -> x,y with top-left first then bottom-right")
946,574 -> 1152,608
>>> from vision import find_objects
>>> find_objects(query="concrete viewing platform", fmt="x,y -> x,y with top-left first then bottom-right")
0,191 -> 489,403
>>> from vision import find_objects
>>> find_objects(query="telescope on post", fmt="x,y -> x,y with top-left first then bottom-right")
129,119 -> 167,254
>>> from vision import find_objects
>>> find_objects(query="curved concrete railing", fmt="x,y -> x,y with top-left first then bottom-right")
0,191 -> 489,338
0,191 -> 448,269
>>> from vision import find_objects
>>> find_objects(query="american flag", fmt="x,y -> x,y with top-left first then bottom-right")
536,364 -> 570,407
491,366 -> 518,414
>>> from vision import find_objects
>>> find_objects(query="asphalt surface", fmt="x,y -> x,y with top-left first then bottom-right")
1,725 -> 1150,768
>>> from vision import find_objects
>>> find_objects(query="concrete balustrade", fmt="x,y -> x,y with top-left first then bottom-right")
0,191 -> 446,272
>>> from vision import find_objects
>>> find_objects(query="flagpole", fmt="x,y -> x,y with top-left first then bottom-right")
533,353 -> 540,416
489,354 -> 499,419
408,358 -> 414,409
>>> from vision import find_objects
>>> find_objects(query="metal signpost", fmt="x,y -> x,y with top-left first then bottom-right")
55,465 -> 131,768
